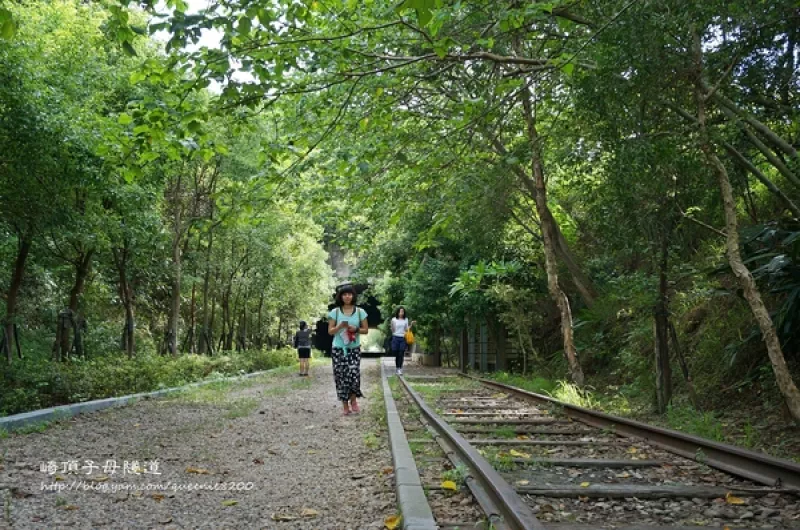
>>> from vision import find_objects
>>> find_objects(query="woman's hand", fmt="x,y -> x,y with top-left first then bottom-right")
347,324 -> 357,332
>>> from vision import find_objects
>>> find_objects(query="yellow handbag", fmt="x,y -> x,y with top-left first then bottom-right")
404,328 -> 415,345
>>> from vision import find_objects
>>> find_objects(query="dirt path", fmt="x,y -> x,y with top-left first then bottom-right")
0,359 -> 394,529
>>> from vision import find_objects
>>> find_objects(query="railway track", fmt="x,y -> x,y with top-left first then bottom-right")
387,367 -> 800,530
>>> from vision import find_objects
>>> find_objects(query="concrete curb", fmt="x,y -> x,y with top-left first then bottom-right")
381,359 -> 439,530
0,367 -> 286,432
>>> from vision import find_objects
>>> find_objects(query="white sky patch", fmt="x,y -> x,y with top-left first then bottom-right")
150,0 -> 256,92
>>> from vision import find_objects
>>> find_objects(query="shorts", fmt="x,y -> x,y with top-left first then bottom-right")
297,347 -> 311,359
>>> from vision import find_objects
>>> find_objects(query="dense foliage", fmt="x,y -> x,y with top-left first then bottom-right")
1,0 -> 799,423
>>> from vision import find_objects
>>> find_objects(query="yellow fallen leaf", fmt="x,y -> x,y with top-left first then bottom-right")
54,475 -> 65,481
627,447 -> 638,454
64,505 -> 79,511
454,409 -> 465,414
580,482 -> 590,487
381,466 -> 394,475
90,474 -> 110,483
725,492 -> 745,505
516,480 -> 530,486
516,435 -> 529,440
185,467 -> 210,475
301,508 -> 319,518
509,449 -> 531,459
384,514 -> 402,529
307,450 -> 316,454
441,480 -> 457,491
133,423 -> 141,427
222,500 -> 238,507
151,493 -> 165,502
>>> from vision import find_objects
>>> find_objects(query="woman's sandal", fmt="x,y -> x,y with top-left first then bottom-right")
350,402 -> 360,413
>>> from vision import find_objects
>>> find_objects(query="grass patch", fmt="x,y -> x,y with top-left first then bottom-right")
1,347 -> 297,417
363,431 -> 380,449
441,463 -> 469,487
492,426 -> 517,439
481,446 -> 515,472
223,398 -> 259,419
666,405 -> 725,442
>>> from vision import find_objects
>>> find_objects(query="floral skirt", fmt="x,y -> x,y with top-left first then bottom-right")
331,347 -> 363,402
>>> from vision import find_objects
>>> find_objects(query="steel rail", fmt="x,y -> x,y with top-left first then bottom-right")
397,376 -> 546,530
464,374 -> 800,492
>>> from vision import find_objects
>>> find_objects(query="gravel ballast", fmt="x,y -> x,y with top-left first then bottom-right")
0,359 -> 395,529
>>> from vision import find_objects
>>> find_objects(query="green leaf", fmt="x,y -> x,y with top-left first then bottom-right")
122,41 -> 137,57
129,71 -> 147,84
118,114 -> 133,125
187,120 -> 203,133
1,18 -> 16,40
560,62 -> 575,77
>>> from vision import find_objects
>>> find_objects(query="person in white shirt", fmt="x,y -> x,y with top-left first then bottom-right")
390,307 -> 415,375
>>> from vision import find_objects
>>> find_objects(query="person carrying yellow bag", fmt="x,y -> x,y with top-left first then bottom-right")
390,307 -> 415,375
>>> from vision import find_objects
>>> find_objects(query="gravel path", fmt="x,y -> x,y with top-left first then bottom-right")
1,359 -> 395,529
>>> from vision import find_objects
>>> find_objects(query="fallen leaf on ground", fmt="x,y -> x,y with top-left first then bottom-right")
63,505 -> 78,511
627,447 -> 638,454
271,513 -> 298,521
509,449 -> 531,459
54,475 -> 65,481
384,515 -> 401,529
381,466 -> 394,475
253,458 -> 264,465
725,492 -> 745,505
159,516 -> 172,524
90,474 -> 110,483
133,423 -> 141,427
580,482 -> 590,487
222,500 -> 238,506
307,450 -> 316,454
441,480 -> 457,490
151,493 -> 165,502
516,435 -> 529,440
516,480 -> 530,486
301,508 -> 319,518
185,467 -> 210,474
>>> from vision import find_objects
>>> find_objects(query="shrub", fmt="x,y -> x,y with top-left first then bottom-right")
0,347 -> 297,417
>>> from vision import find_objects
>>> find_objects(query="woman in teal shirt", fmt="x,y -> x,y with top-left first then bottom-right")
328,285 -> 368,415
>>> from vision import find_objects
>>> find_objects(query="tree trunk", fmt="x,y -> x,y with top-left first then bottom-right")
198,230 -> 214,355
186,279 -> 197,353
693,31 -> 800,421
490,135 -> 598,307
207,274 -> 217,355
256,291 -> 264,349
166,172 -> 184,356
113,245 -> 135,357
3,236 -> 31,363
58,249 -> 94,359
519,81 -> 585,387
654,232 -> 672,414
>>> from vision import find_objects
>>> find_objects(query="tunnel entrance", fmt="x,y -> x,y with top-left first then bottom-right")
313,283 -> 385,357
